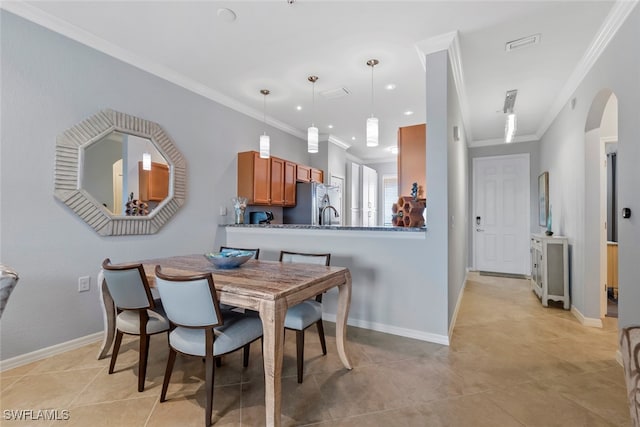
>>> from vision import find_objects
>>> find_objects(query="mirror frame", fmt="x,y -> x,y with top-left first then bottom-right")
54,109 -> 186,236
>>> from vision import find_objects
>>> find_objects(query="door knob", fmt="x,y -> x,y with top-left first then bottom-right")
476,228 -> 484,232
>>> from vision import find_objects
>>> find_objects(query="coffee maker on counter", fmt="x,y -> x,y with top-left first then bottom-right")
249,211 -> 274,224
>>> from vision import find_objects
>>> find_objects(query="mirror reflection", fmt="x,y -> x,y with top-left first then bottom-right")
81,131 -> 170,216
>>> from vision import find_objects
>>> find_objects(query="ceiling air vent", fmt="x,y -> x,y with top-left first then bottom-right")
320,87 -> 350,100
505,34 -> 541,52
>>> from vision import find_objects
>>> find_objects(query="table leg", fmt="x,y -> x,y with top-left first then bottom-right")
336,270 -> 353,370
97,272 -> 116,360
258,298 -> 287,427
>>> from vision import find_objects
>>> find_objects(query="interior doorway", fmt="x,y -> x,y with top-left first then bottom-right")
584,90 -> 618,320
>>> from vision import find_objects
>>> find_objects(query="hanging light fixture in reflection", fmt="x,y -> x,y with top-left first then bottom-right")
307,76 -> 319,153
142,152 -> 151,171
366,59 -> 379,147
259,89 -> 270,158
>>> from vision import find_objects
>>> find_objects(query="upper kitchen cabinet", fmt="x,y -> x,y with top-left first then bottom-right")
398,124 -> 426,198
311,168 -> 324,183
237,151 -> 300,206
295,164 -> 323,183
238,151 -> 271,205
139,161 -> 170,202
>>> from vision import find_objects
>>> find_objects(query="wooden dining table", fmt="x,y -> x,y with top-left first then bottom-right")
96,254 -> 353,427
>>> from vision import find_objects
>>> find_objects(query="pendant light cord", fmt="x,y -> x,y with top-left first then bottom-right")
370,64 -> 374,118
263,93 -> 266,133
312,80 -> 316,127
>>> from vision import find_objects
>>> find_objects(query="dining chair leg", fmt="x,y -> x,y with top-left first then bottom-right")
215,357 -> 222,368
108,331 -> 124,374
296,330 -> 305,384
160,348 -> 177,402
242,344 -> 250,368
205,354 -> 215,427
138,333 -> 150,392
316,319 -> 327,355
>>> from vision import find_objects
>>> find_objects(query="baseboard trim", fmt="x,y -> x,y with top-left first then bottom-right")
448,272 -> 468,339
322,314 -> 449,346
571,305 -> 603,328
0,332 -> 103,372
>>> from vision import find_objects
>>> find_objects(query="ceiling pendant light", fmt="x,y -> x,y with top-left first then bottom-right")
307,75 -> 319,153
259,89 -> 270,158
366,59 -> 379,147
503,89 -> 518,143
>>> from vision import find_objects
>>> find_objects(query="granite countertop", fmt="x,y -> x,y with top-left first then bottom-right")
222,224 -> 426,232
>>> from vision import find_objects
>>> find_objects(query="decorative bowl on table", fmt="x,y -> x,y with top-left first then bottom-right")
204,250 -> 254,269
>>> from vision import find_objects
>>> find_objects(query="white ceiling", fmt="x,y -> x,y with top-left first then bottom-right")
5,1 -> 627,161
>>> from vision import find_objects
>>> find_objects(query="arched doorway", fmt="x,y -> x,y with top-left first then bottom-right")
584,89 -> 618,321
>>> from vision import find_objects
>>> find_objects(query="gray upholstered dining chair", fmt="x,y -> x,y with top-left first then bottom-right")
101,258 -> 170,392
0,265 -> 19,319
155,266 -> 263,427
280,250 -> 331,383
621,326 -> 640,426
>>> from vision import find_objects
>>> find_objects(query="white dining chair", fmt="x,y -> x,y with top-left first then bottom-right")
101,258 -> 170,392
155,266 -> 263,427
279,251 -> 331,383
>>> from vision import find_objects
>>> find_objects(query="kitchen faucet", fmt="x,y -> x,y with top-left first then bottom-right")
320,205 -> 339,225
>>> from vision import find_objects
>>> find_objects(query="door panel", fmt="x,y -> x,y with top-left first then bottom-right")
474,154 -> 530,274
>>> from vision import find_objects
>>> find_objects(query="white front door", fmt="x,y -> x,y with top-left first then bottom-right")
473,154 -> 530,274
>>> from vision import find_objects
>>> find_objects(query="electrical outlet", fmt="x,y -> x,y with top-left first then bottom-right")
78,276 -> 91,292
219,206 -> 227,216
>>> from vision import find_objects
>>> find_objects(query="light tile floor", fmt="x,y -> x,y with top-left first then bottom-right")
0,273 -> 630,426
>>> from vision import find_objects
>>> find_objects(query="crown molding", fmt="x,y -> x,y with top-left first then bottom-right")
414,31 -> 458,70
0,1 -> 306,141
328,134 -> 351,150
468,134 -> 539,148
536,0 -> 638,139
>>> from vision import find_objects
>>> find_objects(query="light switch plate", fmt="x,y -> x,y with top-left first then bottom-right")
78,276 -> 91,292
219,206 -> 227,216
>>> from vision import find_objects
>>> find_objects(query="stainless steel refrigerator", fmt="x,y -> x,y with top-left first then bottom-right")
283,182 -> 342,225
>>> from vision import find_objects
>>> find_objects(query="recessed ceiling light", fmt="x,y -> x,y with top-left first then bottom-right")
328,124 -> 334,129
216,8 -> 237,23
351,136 -> 356,141
404,110 -> 414,116
385,84 -> 396,91
296,105 -> 302,111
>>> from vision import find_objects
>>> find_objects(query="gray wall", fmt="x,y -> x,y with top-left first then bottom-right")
446,58 -> 469,331
537,5 -> 639,326
0,11 -> 308,360
467,140 -> 541,266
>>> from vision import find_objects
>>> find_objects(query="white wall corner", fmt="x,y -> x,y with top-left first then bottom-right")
0,332 -> 103,372
448,272 -> 469,339
571,305 -> 604,328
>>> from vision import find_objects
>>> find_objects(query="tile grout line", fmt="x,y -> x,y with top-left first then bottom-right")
66,366 -> 108,408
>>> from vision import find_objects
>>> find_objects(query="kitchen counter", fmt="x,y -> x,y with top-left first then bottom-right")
222,224 -> 426,232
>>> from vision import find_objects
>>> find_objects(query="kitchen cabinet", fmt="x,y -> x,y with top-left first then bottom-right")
296,165 -> 311,182
311,168 -> 323,183
530,234 -> 569,309
362,165 -> 378,227
238,151 -> 271,205
398,123 -> 426,198
138,161 -> 169,202
237,151 -> 301,206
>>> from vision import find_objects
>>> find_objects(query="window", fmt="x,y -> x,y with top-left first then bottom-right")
382,174 -> 398,226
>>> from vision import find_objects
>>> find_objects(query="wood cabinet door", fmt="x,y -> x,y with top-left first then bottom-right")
252,153 -> 271,204
270,157 -> 285,205
296,164 -> 311,182
311,168 -> 324,183
398,124 -> 426,198
284,161 -> 297,206
139,161 -> 169,202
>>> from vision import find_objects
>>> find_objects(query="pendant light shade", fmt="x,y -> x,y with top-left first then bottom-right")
366,59 -> 379,147
307,126 -> 318,153
307,76 -> 319,153
366,117 -> 378,147
259,89 -> 270,158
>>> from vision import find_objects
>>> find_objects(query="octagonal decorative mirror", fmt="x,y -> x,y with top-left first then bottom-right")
54,109 -> 186,236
